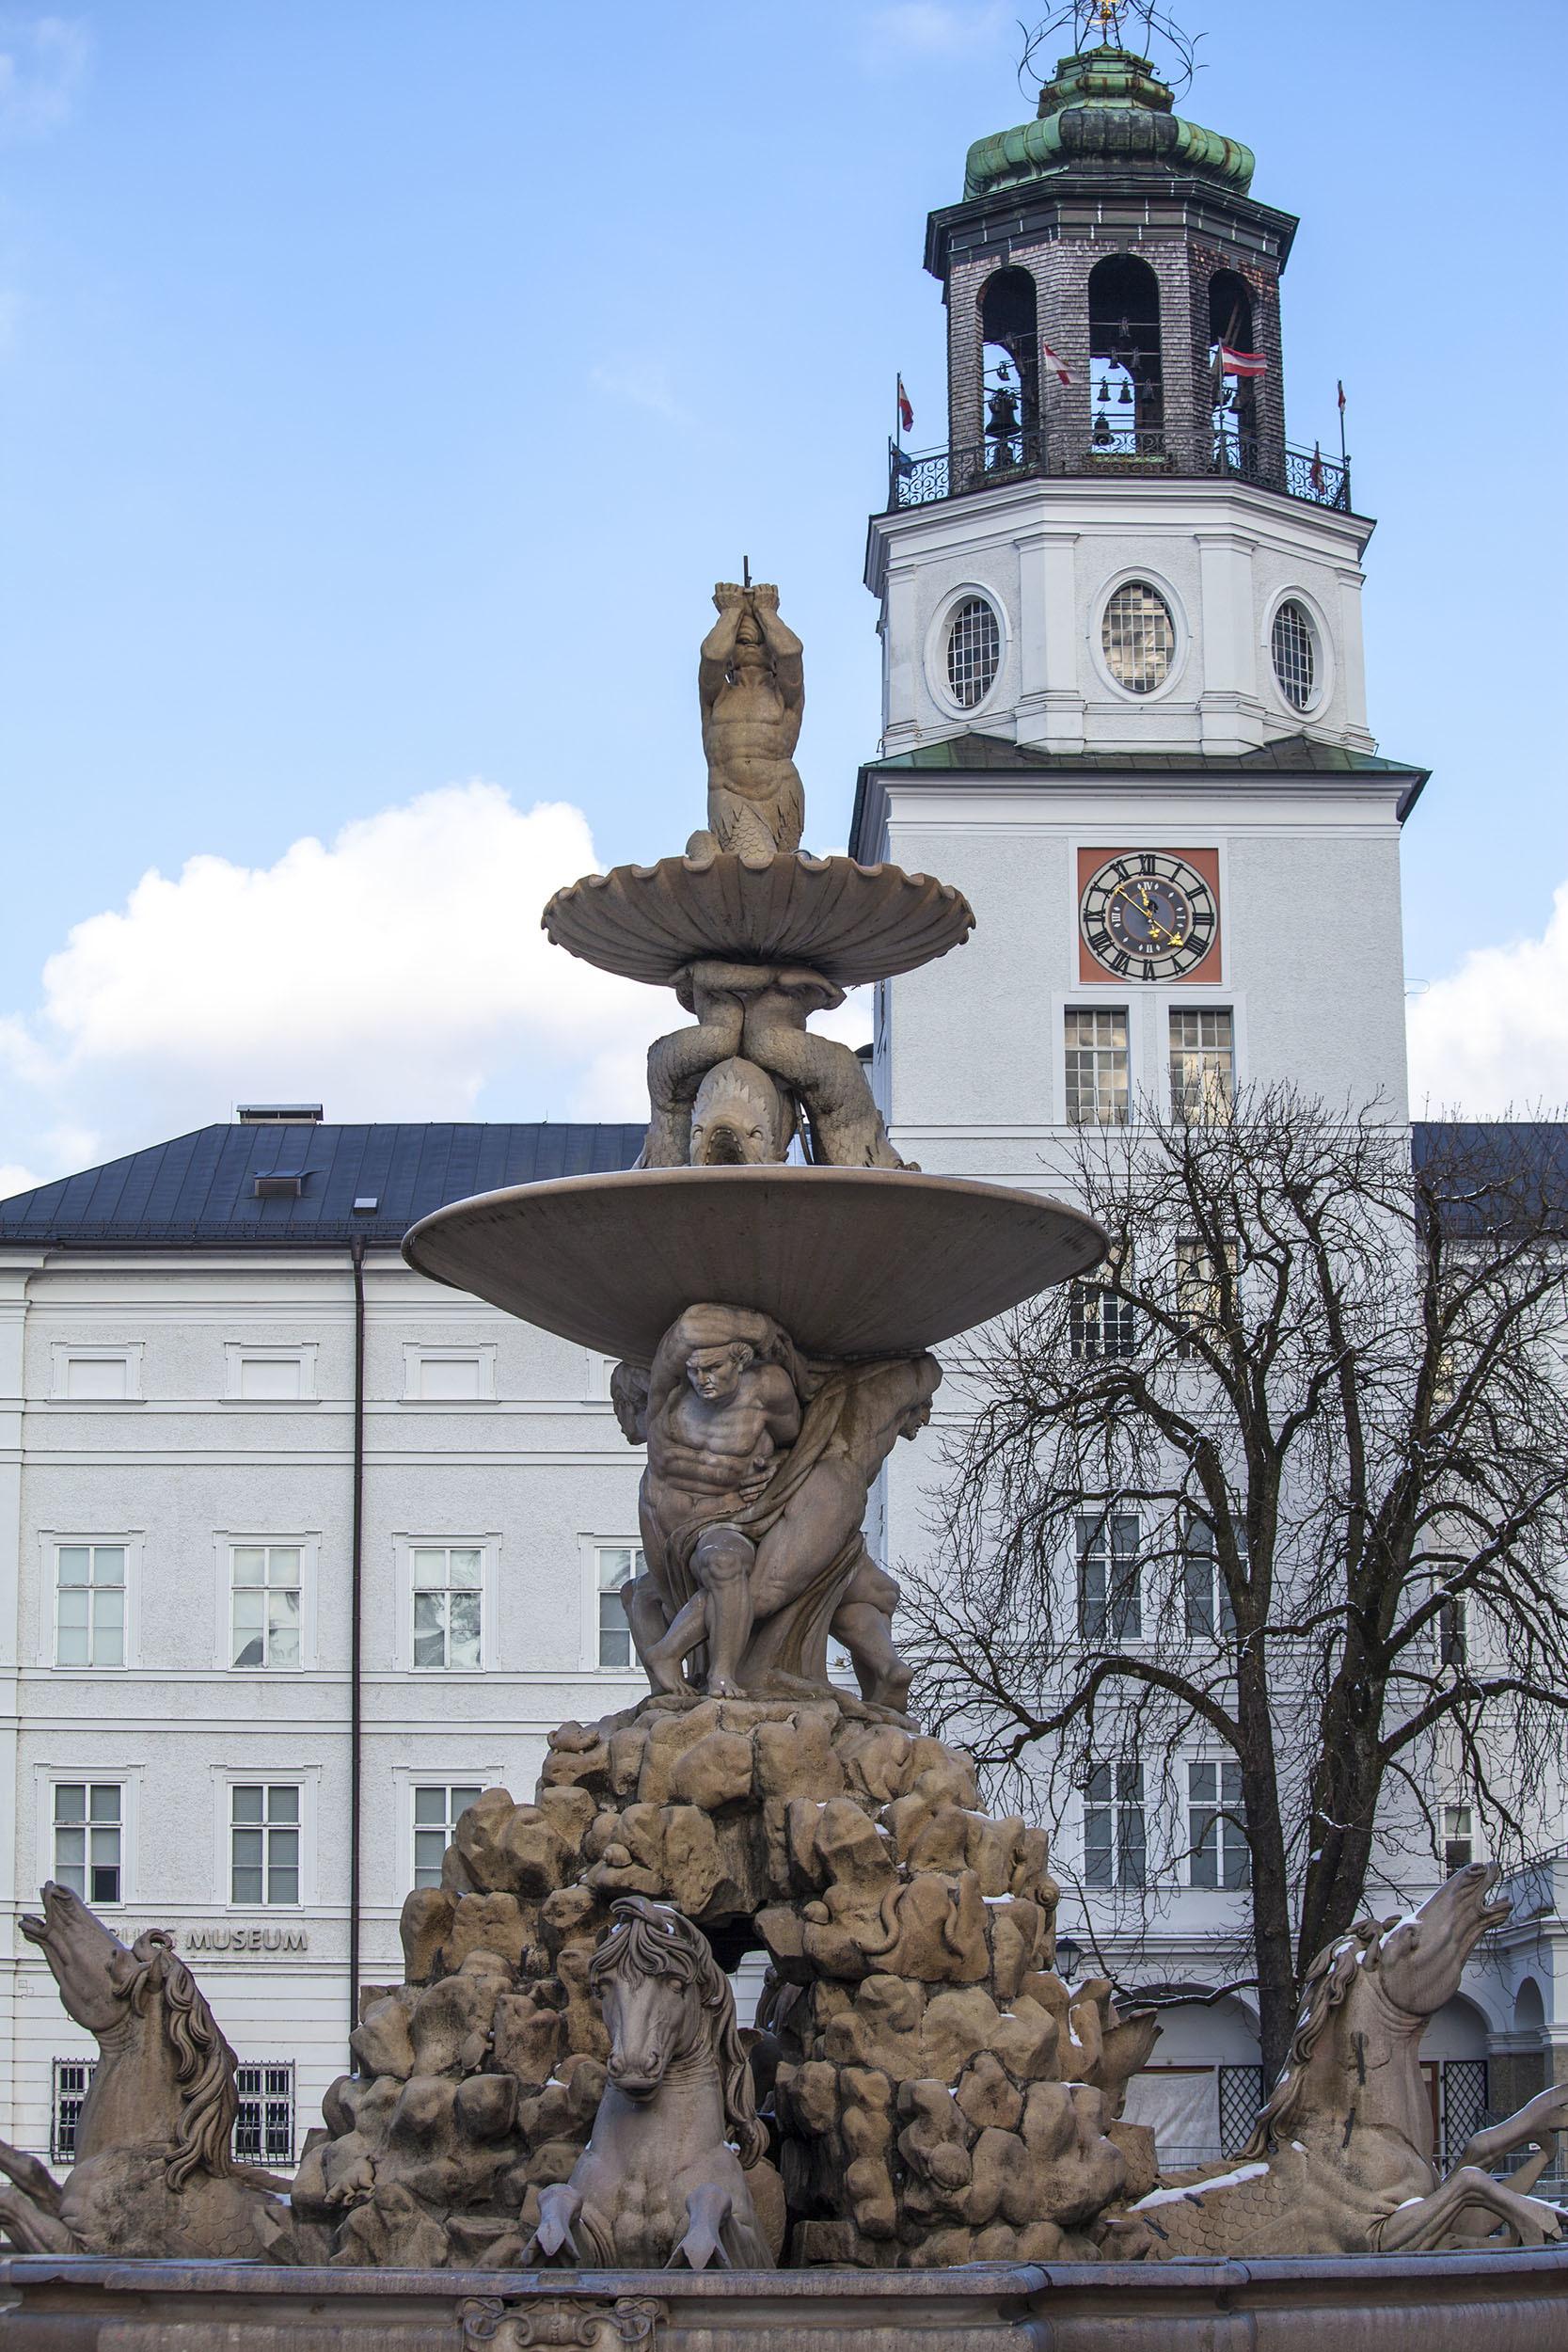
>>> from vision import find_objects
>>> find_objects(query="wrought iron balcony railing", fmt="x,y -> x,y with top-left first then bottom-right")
889,431 -> 1352,515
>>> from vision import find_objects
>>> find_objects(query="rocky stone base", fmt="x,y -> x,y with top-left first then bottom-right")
286,1693 -> 1154,2268
8,2249 -> 1568,2351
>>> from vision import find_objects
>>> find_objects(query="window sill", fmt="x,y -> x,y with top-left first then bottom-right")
43,1397 -> 147,1409
219,1398 -> 322,1409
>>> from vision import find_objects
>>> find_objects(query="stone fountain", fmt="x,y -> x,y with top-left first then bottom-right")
5,583 -> 1568,2345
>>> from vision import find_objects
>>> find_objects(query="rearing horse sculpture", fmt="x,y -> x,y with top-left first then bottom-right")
1128,1863 -> 1568,2257
0,1883 -> 286,2258
527,1896 -> 777,2270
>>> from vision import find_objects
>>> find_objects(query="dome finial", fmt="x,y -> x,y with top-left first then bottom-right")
1019,2 -> 1204,100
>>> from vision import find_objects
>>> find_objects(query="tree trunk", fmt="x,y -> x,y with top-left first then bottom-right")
1235,1645 -> 1297,2086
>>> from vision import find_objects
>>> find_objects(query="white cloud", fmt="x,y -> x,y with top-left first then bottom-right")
0,783 -> 673,1181
1407,879 -> 1568,1117
0,15 -> 89,140
859,2 -> 1006,65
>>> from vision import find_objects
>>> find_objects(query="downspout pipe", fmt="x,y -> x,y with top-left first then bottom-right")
349,1237 -> 366,2069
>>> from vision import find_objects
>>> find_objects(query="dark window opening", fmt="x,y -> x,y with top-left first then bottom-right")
1209,268 -> 1259,470
1088,255 -> 1163,456
979,267 -> 1042,473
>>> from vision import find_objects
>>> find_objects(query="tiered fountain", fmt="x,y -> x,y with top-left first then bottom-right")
4,584 -> 1566,2347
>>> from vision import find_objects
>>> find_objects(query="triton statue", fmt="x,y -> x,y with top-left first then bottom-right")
611,1304 -> 937,1707
691,581 -> 805,864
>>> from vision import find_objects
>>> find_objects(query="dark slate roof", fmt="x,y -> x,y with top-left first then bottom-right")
1412,1120 -> 1568,1230
851,732 -> 1430,859
0,1122 -> 647,1252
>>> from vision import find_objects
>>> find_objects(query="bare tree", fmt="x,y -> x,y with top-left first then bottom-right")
906,1090 -> 1568,2080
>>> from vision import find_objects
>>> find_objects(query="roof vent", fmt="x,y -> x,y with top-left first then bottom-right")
353,1195 -> 379,1214
238,1104 -> 324,1125
254,1170 -> 307,1200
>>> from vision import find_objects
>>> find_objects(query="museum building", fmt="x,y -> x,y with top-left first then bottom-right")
1,40 -> 1562,2179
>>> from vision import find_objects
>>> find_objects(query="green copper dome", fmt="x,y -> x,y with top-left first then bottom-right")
964,45 -> 1254,199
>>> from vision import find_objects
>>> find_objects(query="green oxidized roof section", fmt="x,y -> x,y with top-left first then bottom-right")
964,45 -> 1254,199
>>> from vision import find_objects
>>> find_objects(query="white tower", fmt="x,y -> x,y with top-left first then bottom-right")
851,35 -> 1427,1153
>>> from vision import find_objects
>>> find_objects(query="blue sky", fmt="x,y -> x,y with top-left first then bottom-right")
1,0 -> 1564,1185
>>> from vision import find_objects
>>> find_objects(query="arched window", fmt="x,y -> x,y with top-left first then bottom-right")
1210,268 -> 1259,474
1270,599 -> 1318,710
1088,255 -> 1163,456
978,267 -> 1040,474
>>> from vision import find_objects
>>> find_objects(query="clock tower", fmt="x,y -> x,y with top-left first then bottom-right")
850,24 -> 1428,1162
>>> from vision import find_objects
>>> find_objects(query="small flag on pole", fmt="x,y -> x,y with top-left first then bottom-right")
1219,344 -> 1267,378
1041,342 -> 1071,386
1338,378 -> 1347,412
896,376 -> 914,434
889,437 -> 913,481
1309,441 -> 1325,492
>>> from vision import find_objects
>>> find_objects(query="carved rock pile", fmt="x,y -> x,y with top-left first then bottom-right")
288,1693 -> 1156,2267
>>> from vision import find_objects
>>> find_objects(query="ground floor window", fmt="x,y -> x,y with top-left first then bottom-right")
233,2061 -> 296,2166
51,2058 -> 93,2163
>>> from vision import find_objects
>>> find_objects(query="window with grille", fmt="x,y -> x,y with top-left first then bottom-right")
1175,1234 -> 1237,1359
1069,1280 -> 1138,1361
1077,1513 -> 1141,1643
413,1783 -> 483,1889
1189,1758 -> 1251,1888
1102,580 -> 1175,694
1065,1008 -> 1129,1126
230,1784 -> 301,1905
52,2058 -> 94,2163
230,1545 -> 302,1669
1169,1009 -> 1233,1121
54,1783 -> 121,1904
945,597 -> 1001,708
594,1543 -> 644,1669
1439,2059 -> 1488,2169
1182,1518 -> 1242,1638
1084,1759 -> 1145,1888
412,1546 -> 483,1669
55,1543 -> 126,1668
1443,1804 -> 1475,1876
234,2062 -> 296,2167
1218,2063 -> 1265,2155
1271,600 -> 1317,709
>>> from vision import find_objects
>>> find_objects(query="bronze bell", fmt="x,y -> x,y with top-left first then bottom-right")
1118,380 -> 1132,405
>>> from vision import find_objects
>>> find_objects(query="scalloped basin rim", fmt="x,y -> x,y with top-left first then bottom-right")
403,1167 -> 1107,1362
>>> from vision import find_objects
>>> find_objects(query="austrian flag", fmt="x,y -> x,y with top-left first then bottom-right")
1041,342 -> 1071,386
1219,343 -> 1268,378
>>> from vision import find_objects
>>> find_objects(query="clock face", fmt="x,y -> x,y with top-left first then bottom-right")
1080,852 -> 1218,982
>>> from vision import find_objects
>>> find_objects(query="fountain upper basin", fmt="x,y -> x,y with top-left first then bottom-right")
403,1165 -> 1106,1360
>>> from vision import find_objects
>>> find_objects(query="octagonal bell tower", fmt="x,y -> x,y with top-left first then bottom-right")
866,35 -> 1377,760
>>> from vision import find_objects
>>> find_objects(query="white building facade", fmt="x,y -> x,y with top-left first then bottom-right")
0,1115 -> 652,2166
850,41 -> 1564,2169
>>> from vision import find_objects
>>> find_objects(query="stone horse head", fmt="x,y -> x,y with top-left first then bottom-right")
590,1896 -> 767,2166
22,1882 -> 239,2190
526,1896 -> 776,2270
1243,1861 -> 1510,2170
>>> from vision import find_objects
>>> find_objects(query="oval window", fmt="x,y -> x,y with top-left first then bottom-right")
1271,599 -> 1317,710
945,596 -> 1001,708
1101,580 -> 1175,694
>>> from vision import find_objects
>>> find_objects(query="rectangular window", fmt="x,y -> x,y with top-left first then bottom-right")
1065,1009 -> 1129,1126
1440,1595 -> 1468,1666
55,1544 -> 126,1667
412,1783 -> 484,1889
52,2058 -> 95,2164
1189,1759 -> 1251,1888
236,1356 -> 303,1401
1182,1518 -> 1241,1638
1169,1008 -> 1234,1121
233,2062 -> 296,2166
1175,1234 -> 1236,1359
417,1356 -> 483,1401
1077,1513 -> 1141,1642
1443,1804 -> 1475,1876
230,1545 -> 303,1669
594,1543 -> 645,1669
412,1546 -> 483,1669
230,1784 -> 300,1905
54,1783 -> 122,1904
61,1355 -> 129,1400
1085,1760 -> 1145,1889
1069,1280 -> 1138,1360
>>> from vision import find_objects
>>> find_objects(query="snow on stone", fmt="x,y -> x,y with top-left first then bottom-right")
1133,2160 -> 1269,2210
